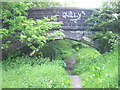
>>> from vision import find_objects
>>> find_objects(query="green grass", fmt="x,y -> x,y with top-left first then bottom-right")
72,48 -> 101,74
2,57 -> 71,88
72,47 -> 118,88
75,48 -> 101,61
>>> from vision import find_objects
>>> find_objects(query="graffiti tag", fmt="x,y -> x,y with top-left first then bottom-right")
62,11 -> 86,23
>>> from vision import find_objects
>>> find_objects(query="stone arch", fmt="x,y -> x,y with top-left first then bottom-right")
2,7 -> 101,60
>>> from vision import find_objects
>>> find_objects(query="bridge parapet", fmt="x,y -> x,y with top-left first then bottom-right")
28,7 -> 93,30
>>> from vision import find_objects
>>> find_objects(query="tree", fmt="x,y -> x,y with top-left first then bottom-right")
1,2 -> 64,56
86,1 -> 119,53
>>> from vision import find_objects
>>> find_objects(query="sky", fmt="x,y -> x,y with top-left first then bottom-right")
52,0 -> 107,8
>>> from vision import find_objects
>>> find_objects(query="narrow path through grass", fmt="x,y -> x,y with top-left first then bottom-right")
65,51 -> 82,88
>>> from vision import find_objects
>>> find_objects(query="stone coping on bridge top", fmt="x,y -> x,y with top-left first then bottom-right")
29,7 -> 94,11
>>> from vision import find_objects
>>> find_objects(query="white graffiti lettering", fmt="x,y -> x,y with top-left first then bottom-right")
62,11 -> 86,23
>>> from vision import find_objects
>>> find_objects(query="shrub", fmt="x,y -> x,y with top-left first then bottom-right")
1,2 -> 63,60
93,31 -> 119,53
40,40 -> 75,60
86,1 -> 119,53
40,40 -> 90,60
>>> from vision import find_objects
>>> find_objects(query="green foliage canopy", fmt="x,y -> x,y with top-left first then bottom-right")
1,2 -> 64,50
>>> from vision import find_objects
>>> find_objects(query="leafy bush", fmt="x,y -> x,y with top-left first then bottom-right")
1,2 -> 64,60
93,31 -> 119,53
40,40 -> 90,60
40,40 -> 75,60
73,47 -> 118,88
86,1 -> 119,53
2,64 -> 71,88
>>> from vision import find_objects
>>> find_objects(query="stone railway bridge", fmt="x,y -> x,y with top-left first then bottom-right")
3,7 -> 100,58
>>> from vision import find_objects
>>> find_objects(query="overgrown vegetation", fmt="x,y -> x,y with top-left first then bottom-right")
2,57 -> 71,88
32,40 -> 90,60
40,40 -> 76,60
1,0 -> 119,89
1,2 -> 72,88
86,1 -> 119,53
73,47 -> 118,88
1,2 -> 63,55
74,1 -> 119,87
2,40 -> 89,88
72,48 -> 101,74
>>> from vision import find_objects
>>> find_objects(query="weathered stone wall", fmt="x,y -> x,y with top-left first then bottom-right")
63,31 -> 94,40
28,7 -> 93,30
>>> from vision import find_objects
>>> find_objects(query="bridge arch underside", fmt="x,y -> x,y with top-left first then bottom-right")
2,32 -> 99,60
49,30 -> 94,40
48,30 -> 97,48
2,30 -> 98,58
